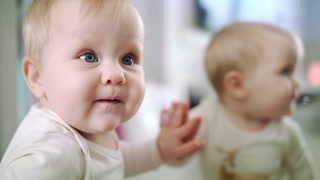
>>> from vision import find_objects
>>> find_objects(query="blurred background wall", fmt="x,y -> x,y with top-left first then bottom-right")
0,0 -> 18,160
1,0 -> 320,179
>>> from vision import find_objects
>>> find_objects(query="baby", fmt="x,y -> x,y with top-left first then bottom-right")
185,22 -> 315,180
0,0 -> 203,179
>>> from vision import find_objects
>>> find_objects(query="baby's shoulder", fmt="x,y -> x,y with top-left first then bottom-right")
1,132 -> 85,180
9,105 -> 83,156
275,117 -> 306,147
280,117 -> 302,134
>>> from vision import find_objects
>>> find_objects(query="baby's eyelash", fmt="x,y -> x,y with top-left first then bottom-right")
79,51 -> 98,63
127,53 -> 140,64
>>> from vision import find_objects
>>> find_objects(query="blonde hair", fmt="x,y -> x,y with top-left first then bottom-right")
205,22 -> 302,95
22,0 -> 130,67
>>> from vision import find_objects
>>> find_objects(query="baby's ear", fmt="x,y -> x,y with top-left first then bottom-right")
223,70 -> 247,100
22,56 -> 45,98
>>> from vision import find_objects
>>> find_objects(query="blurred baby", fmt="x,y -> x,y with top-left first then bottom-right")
179,22 -> 315,180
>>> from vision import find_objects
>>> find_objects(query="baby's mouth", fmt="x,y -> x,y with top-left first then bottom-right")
96,99 -> 121,102
94,95 -> 123,104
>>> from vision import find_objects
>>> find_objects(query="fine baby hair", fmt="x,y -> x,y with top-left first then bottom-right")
23,0 -> 131,67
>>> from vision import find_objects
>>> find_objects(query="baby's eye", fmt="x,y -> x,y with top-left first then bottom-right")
281,68 -> 291,76
121,55 -> 134,66
80,52 -> 98,63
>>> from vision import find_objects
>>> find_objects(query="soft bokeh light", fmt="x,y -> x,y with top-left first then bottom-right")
308,62 -> 320,86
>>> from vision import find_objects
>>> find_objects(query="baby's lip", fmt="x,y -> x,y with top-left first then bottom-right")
95,96 -> 123,102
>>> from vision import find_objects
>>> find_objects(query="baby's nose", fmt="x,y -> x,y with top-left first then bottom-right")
100,65 -> 126,85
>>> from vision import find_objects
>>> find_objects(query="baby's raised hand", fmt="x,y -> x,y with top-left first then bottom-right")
157,102 -> 204,162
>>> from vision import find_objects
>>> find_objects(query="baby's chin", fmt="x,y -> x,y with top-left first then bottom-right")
273,108 -> 292,120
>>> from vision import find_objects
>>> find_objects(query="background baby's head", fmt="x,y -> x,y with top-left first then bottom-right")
204,22 -> 303,97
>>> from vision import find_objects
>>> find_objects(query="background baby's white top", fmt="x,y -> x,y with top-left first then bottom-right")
189,96 -> 315,180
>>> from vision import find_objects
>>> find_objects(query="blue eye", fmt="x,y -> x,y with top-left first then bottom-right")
80,53 -> 97,63
122,55 -> 134,65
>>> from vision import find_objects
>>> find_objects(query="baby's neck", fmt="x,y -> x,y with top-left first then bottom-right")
220,102 -> 271,132
230,115 -> 271,131
80,131 -> 118,150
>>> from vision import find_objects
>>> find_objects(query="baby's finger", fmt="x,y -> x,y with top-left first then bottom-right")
177,116 -> 201,140
160,109 -> 170,128
176,139 -> 205,158
170,103 -> 184,128
180,102 -> 190,126
166,102 -> 178,126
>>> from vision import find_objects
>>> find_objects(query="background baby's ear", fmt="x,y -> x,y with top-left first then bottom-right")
223,70 -> 247,100
22,56 -> 45,98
